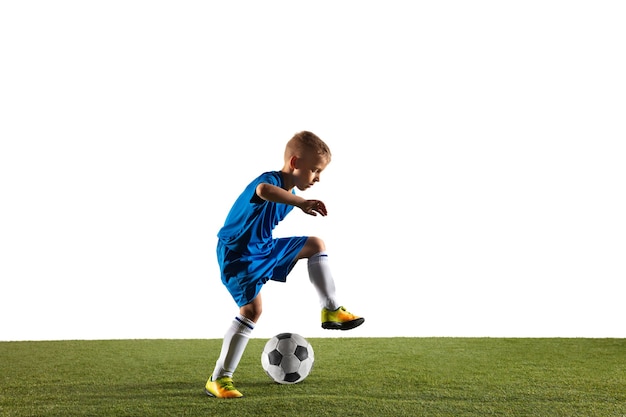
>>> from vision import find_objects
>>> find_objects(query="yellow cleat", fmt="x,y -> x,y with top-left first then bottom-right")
321,306 -> 365,330
205,375 -> 243,399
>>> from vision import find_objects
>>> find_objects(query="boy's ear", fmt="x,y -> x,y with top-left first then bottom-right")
289,156 -> 298,169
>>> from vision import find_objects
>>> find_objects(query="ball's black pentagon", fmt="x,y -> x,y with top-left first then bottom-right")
284,372 -> 301,383
268,349 -> 283,366
294,345 -> 309,361
276,333 -> 292,340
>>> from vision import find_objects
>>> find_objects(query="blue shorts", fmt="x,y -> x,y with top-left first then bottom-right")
217,236 -> 308,307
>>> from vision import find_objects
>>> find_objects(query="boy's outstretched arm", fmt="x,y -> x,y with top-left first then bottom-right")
256,183 -> 327,216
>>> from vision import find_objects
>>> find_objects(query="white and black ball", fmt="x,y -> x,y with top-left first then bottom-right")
261,333 -> 314,384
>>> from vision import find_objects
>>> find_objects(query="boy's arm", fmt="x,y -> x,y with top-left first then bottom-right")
256,183 -> 327,216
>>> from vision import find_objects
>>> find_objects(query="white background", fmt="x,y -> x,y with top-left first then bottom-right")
1,1 -> 624,341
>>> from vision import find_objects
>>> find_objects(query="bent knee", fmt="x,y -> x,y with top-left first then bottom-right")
309,236 -> 326,253
300,236 -> 326,258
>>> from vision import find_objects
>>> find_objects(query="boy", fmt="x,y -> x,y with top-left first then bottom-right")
205,131 -> 364,398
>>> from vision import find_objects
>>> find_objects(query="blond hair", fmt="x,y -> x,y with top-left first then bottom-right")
284,131 -> 331,162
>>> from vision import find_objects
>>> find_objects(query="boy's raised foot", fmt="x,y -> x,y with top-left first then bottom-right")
321,306 -> 364,330
205,375 -> 243,399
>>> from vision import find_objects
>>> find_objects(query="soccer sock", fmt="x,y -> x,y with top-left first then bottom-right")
212,315 -> 255,379
307,251 -> 340,311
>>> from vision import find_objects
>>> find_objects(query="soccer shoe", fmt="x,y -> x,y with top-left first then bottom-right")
321,306 -> 365,330
204,375 -> 243,399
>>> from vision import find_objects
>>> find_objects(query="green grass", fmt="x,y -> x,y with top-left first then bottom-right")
1,338 -> 624,417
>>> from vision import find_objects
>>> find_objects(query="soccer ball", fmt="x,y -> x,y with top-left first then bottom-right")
261,333 -> 314,384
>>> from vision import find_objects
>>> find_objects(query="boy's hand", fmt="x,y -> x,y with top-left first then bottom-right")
299,199 -> 327,217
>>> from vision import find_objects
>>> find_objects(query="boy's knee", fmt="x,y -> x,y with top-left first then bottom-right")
307,236 -> 326,253
241,309 -> 261,323
297,236 -> 326,260
240,304 -> 262,323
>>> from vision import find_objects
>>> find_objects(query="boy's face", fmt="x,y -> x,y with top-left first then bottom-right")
293,154 -> 330,191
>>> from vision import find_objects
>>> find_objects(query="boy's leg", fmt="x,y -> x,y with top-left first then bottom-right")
211,314 -> 255,379
206,299 -> 260,399
307,251 -> 339,310
307,251 -> 364,330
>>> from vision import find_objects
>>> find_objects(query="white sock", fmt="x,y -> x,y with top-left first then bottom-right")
307,252 -> 339,311
212,315 -> 255,379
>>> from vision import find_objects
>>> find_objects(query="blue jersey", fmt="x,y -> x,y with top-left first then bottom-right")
216,171 -> 308,307
217,171 -> 295,256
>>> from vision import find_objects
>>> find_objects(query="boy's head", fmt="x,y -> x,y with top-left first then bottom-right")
284,131 -> 331,191
284,131 -> 331,165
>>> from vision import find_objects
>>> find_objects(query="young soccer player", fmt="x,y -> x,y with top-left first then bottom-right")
205,131 -> 364,398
